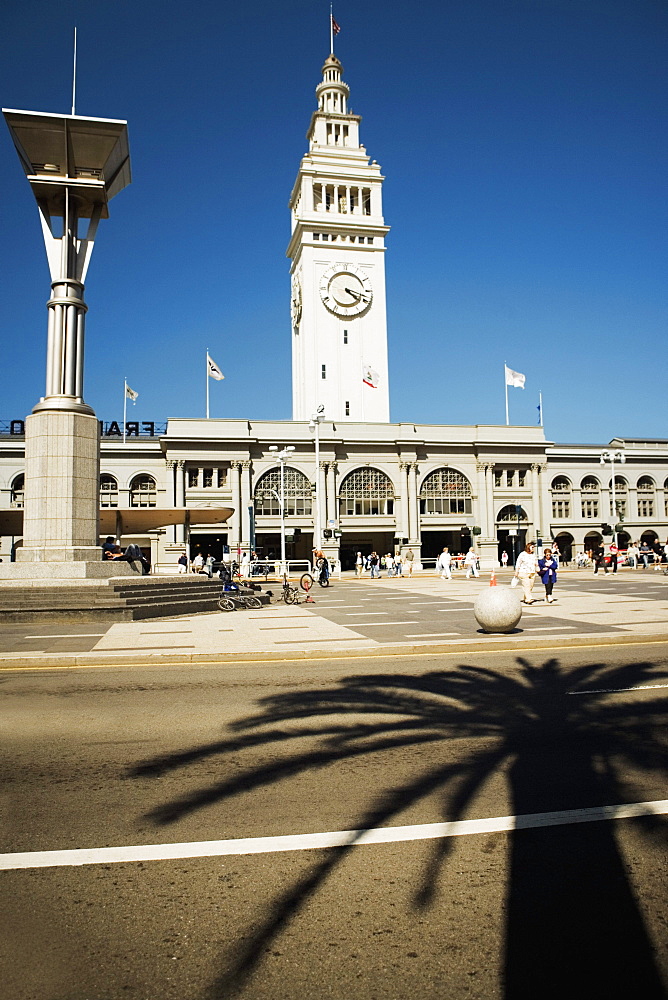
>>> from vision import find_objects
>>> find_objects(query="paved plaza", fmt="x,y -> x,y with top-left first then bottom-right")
1,566 -> 667,668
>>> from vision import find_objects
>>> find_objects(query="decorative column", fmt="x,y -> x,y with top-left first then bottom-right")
2,110 -> 131,579
175,460 -> 186,545
397,462 -> 410,542
240,461 -> 252,552
229,461 -> 242,551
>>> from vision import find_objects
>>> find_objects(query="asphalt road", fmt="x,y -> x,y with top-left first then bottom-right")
2,645 -> 668,1000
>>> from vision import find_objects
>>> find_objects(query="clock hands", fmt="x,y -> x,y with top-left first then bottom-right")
345,286 -> 369,303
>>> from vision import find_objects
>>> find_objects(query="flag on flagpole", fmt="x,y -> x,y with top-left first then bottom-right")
207,354 -> 225,381
331,14 -> 341,35
125,383 -> 138,402
362,364 -> 379,388
504,365 -> 525,389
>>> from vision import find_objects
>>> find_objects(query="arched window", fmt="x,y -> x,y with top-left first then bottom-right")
580,477 -> 599,519
130,474 -> 157,508
497,504 -> 528,522
10,473 -> 24,508
254,467 -> 312,516
550,477 -> 571,519
419,468 -> 472,514
339,468 -> 394,516
637,476 -> 655,519
99,474 -> 118,508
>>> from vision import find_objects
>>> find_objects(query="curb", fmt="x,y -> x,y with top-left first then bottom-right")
1,630 -> 667,670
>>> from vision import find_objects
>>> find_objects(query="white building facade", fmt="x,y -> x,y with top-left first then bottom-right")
1,55 -> 666,572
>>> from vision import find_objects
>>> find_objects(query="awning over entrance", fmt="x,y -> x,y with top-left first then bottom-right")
0,507 -> 234,538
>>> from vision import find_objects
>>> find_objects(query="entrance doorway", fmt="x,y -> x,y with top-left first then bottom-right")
189,532 -> 228,562
339,532 -> 396,570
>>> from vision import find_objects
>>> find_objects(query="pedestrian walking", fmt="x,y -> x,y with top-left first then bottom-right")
514,542 -> 538,604
394,553 -> 403,576
436,546 -> 452,580
501,550 -> 508,568
538,548 -> 558,603
404,548 -> 414,576
464,547 -> 479,579
355,551 -> 364,578
593,543 -> 608,575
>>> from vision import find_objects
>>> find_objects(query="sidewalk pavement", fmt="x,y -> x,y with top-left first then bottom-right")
0,567 -> 667,669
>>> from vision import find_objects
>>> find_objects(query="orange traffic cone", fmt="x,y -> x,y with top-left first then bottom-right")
490,569 -> 497,586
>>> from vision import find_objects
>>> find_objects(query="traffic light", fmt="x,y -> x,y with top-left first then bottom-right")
601,523 -> 613,536
323,529 -> 332,539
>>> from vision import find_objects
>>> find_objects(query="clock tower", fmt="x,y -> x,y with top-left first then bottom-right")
287,54 -> 390,422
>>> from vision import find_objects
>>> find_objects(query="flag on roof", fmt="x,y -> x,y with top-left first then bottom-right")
331,15 -> 341,35
504,365 -> 525,389
125,383 -> 138,402
207,354 -> 225,381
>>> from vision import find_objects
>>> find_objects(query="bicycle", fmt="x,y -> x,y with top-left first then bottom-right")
216,584 -> 263,611
272,575 -> 316,605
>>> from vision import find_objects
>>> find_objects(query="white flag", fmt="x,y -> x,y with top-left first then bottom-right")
505,365 -> 525,389
207,354 -> 225,381
362,364 -> 379,388
125,383 -> 138,402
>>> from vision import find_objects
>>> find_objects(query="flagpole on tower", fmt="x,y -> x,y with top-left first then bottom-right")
123,377 -> 128,444
330,3 -> 334,53
504,362 -> 509,426
206,348 -> 210,420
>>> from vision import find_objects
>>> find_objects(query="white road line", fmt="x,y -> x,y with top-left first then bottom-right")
343,621 -> 415,627
521,626 -> 577,631
404,633 -> 459,638
567,683 -> 668,696
23,634 -> 107,639
344,612 -> 387,617
3,800 -> 666,871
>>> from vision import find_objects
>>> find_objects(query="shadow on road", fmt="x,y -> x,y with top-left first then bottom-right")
129,656 -> 668,999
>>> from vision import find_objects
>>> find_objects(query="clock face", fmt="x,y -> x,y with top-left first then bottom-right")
319,264 -> 372,316
290,275 -> 302,327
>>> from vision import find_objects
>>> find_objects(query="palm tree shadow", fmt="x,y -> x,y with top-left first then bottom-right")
129,655 -> 668,999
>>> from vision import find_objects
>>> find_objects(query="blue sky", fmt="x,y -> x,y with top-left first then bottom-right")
1,0 -> 666,444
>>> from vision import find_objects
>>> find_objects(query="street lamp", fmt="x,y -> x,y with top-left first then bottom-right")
269,445 -> 295,575
308,405 -> 325,551
600,449 -> 626,548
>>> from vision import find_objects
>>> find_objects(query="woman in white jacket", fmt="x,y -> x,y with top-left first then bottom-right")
515,542 -> 538,604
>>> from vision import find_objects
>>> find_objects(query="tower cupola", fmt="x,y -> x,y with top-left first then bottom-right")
315,55 -> 349,115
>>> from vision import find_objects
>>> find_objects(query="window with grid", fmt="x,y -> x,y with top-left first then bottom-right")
552,499 -> 570,519
419,468 -> 472,515
581,498 -> 599,518
99,475 -> 119,508
581,476 -> 600,492
187,468 -> 199,488
637,477 -> 655,519
497,505 -> 527,522
338,468 -> 394,516
254,468 -> 312,516
130,475 -> 157,508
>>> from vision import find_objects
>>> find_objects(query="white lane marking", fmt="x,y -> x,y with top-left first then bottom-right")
3,800 -> 666,871
567,683 -> 668,696
344,612 -> 387,617
404,633 -> 459,638
521,626 -> 577,631
342,621 -> 415,627
24,634 -> 107,639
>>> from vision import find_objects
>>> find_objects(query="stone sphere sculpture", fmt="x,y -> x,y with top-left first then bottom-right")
473,587 -> 522,633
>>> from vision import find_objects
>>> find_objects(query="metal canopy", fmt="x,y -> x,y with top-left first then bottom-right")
0,507 -> 234,539
2,109 -> 131,218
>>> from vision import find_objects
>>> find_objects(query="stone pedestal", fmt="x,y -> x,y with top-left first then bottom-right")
0,404 -> 158,581
478,538 -> 500,571
14,409 -> 101,568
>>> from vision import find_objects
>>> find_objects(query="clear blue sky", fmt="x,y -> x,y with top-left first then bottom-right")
1,0 -> 666,444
